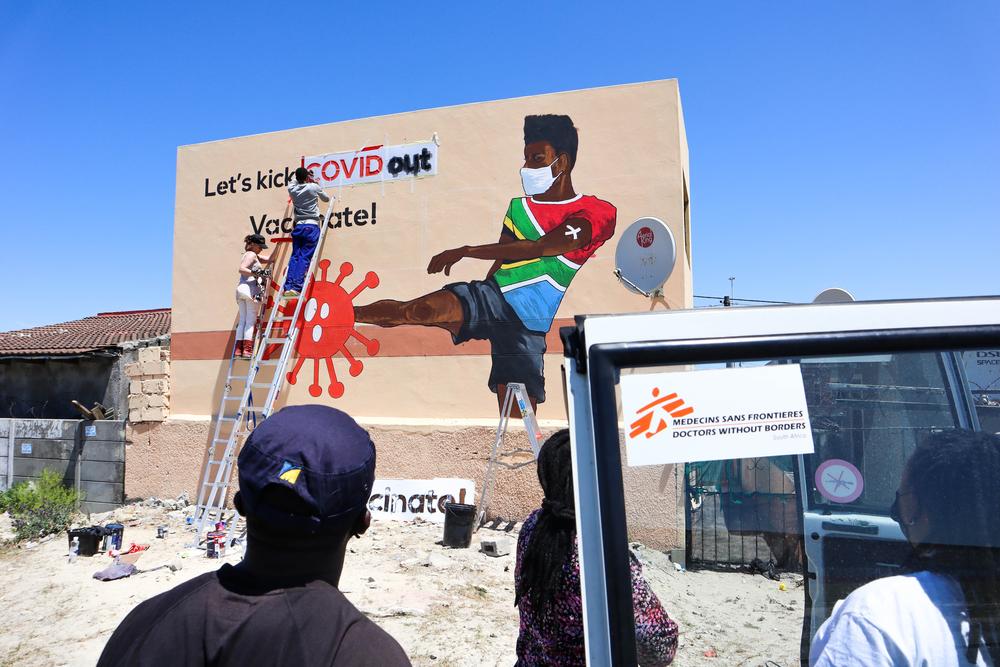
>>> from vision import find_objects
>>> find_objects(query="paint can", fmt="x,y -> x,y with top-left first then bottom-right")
206,530 -> 225,558
442,503 -> 476,548
104,523 -> 124,551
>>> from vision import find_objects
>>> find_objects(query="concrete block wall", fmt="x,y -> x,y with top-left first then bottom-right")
0,418 -> 126,513
125,346 -> 171,422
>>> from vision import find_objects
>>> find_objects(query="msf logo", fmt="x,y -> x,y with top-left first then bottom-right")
629,388 -> 693,440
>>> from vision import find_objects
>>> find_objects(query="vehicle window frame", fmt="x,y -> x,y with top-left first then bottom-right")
562,322 -> 999,666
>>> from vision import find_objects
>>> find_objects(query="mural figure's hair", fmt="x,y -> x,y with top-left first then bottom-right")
524,115 -> 579,168
294,166 -> 311,182
515,429 -> 576,610
905,429 -> 1000,662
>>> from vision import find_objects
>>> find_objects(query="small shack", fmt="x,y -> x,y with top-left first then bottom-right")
0,309 -> 170,510
0,309 -> 170,419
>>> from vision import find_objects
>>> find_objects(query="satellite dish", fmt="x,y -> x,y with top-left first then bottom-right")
614,217 -> 676,297
813,287 -> 856,304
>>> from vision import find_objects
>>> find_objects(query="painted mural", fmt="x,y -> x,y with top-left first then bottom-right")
172,80 -> 689,419
352,115 -> 617,410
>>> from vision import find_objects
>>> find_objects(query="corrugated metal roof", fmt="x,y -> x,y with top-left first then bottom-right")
0,309 -> 170,356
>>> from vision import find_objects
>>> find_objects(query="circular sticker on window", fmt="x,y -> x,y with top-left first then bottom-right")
815,459 -> 864,504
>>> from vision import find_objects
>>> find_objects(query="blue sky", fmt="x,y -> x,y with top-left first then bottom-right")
1,2 -> 997,330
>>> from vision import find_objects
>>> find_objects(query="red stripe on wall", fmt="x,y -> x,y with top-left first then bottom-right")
171,318 -> 576,360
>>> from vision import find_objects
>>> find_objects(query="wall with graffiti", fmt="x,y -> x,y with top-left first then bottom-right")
171,79 -> 692,420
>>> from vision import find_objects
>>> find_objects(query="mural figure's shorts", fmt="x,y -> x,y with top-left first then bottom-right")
444,279 -> 547,402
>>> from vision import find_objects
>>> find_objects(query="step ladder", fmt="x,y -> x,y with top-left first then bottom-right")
190,199 -> 337,545
474,382 -> 543,530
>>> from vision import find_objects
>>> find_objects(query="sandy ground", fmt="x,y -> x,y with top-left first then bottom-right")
0,504 -> 802,667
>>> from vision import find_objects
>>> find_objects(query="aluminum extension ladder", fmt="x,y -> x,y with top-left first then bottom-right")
474,382 -> 543,530
190,199 -> 337,545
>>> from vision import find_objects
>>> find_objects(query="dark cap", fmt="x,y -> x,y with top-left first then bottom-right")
237,405 -> 375,535
244,234 -> 268,248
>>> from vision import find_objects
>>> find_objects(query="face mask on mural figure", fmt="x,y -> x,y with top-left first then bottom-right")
520,158 -> 562,196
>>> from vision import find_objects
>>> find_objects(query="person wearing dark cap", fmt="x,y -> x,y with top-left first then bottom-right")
98,405 -> 412,667
234,233 -> 273,359
284,166 -> 331,298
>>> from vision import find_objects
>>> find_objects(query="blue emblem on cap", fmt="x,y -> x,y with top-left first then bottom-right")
278,460 -> 302,485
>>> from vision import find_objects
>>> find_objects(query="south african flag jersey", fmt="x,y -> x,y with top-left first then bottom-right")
492,194 -> 617,333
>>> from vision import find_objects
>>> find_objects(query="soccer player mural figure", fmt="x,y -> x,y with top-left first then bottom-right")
355,115 -> 617,412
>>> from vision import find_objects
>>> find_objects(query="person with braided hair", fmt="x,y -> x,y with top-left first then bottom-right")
514,429 -> 678,666
811,429 -> 1000,666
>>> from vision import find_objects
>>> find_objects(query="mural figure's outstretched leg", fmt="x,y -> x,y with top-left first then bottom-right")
355,289 -> 464,338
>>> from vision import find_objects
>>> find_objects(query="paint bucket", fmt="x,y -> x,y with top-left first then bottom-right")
103,523 -> 124,551
206,530 -> 225,558
67,527 -> 103,557
442,503 -> 476,548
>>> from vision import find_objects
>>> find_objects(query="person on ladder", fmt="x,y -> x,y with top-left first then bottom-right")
235,234 -> 274,359
283,166 -> 331,298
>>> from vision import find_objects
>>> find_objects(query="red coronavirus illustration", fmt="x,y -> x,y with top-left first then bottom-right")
263,260 -> 380,398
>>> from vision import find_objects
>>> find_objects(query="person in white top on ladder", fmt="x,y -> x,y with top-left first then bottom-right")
283,166 -> 330,298
234,234 -> 274,358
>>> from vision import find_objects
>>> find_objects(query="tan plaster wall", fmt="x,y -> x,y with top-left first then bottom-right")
126,420 -> 207,501
171,79 -> 692,420
127,419 -> 684,550
621,441 -> 686,551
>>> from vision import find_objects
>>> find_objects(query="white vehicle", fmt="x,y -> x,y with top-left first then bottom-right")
561,296 -> 1000,665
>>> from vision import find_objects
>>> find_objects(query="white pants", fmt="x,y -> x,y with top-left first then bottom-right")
235,284 -> 257,340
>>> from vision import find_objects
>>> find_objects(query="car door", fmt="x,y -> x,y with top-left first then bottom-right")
562,296 -> 1000,666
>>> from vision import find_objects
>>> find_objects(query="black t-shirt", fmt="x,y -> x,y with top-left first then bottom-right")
98,564 -> 411,666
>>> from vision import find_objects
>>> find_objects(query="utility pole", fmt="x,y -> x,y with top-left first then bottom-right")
726,277 -> 736,367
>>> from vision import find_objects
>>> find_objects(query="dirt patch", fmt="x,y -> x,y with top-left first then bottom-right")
0,504 -> 801,666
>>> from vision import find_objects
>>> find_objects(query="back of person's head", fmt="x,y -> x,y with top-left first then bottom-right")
537,428 -> 574,509
516,429 -> 576,610
905,429 -> 1000,548
244,234 -> 267,248
234,405 -> 375,549
523,115 -> 579,168
904,429 -> 1000,660
294,167 -> 311,183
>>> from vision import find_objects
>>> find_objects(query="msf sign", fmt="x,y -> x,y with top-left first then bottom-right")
303,140 -> 438,188
628,388 -> 694,440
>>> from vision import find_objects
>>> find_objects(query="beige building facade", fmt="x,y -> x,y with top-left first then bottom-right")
128,79 -> 692,547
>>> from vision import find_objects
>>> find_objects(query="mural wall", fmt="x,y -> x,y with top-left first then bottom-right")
171,79 -> 692,420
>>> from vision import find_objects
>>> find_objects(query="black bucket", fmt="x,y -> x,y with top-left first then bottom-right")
442,502 -> 476,548
68,527 -> 104,557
